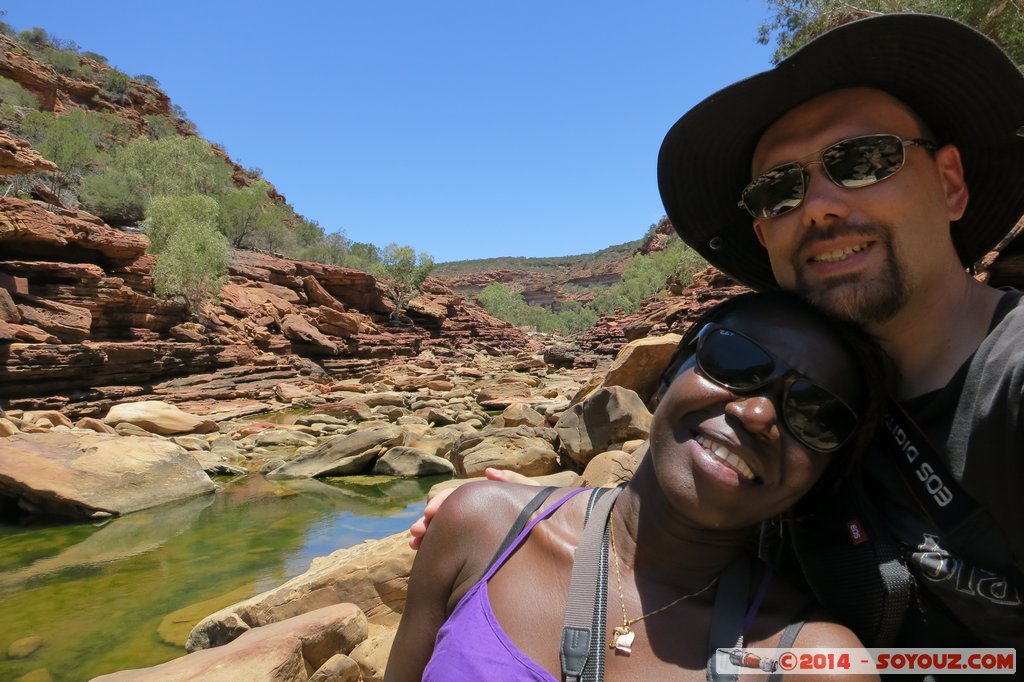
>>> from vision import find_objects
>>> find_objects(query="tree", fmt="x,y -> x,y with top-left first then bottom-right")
107,135 -> 234,200
344,242 -> 381,270
478,283 -> 528,323
218,181 -> 289,249
759,1 -> 1023,67
151,221 -> 229,313
144,195 -> 228,312
590,235 -> 706,315
372,243 -> 435,318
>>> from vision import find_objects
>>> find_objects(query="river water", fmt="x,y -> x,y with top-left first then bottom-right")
0,473 -> 442,681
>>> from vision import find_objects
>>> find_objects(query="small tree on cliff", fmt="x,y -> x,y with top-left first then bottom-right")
144,195 -> 229,313
372,243 -> 435,319
217,181 -> 290,250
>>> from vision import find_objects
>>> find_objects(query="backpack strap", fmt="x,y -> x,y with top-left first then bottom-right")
784,474 -> 913,646
560,486 -> 621,682
483,486 -> 556,573
764,612 -> 808,682
705,555 -> 750,682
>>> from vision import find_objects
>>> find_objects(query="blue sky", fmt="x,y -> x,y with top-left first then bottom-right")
3,1 -> 775,263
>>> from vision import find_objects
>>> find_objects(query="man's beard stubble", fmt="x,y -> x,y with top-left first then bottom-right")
792,221 -> 909,326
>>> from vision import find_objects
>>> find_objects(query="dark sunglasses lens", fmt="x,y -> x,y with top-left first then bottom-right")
699,329 -> 776,390
741,164 -> 805,218
784,378 -> 857,452
824,135 -> 905,189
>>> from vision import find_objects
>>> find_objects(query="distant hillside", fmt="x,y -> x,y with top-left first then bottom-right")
434,237 -> 645,276
432,219 -> 686,312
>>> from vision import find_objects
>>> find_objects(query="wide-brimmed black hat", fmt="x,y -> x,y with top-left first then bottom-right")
658,13 -> 1024,291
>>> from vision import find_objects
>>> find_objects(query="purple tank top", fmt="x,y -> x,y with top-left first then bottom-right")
422,487 -> 588,681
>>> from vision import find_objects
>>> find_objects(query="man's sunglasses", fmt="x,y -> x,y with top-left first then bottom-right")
692,323 -> 859,453
738,134 -> 938,219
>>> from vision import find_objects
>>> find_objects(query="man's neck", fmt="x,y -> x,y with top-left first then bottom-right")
870,273 -> 1003,399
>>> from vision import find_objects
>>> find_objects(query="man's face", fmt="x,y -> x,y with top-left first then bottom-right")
749,88 -> 967,327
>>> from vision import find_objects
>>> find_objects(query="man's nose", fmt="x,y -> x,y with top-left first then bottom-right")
800,165 -> 851,228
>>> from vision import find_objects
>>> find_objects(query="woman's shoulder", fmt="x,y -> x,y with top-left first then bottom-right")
430,483 -> 586,560
435,481 -> 580,530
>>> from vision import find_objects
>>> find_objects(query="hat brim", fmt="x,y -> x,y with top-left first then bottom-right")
658,13 -> 1024,291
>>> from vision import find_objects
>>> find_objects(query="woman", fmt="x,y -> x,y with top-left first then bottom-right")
387,292 -> 887,681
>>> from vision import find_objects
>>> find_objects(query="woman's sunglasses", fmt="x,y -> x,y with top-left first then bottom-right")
738,134 -> 938,219
691,323 -> 859,453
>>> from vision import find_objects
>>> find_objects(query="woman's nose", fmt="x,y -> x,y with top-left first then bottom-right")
724,395 -> 782,442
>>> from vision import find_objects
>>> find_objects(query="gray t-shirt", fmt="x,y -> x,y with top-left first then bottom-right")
866,290 -> 1024,646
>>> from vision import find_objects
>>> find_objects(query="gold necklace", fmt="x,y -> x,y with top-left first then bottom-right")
607,510 -> 719,655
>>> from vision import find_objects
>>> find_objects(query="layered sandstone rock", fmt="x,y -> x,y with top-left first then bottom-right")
0,130 -> 57,175
0,197 -> 530,417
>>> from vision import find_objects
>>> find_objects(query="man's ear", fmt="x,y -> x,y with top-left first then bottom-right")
753,221 -> 768,248
936,144 -> 969,221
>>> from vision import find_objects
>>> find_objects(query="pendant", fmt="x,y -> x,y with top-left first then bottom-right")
609,625 -> 635,655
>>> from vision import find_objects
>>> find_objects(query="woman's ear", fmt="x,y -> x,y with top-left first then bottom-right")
935,144 -> 969,220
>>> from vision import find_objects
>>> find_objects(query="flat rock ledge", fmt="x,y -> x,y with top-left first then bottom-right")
0,431 -> 215,519
92,603 -> 367,682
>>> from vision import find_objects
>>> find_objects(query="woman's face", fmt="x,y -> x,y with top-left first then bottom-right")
648,302 -> 864,530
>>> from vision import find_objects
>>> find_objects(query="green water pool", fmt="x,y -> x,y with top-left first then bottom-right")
0,474 -> 442,681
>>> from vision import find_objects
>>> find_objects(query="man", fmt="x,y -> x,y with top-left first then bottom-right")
413,13 -> 1024,648
657,13 -> 1024,647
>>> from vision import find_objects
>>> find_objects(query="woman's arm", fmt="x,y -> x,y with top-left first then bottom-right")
386,481 -> 535,680
785,616 -> 880,682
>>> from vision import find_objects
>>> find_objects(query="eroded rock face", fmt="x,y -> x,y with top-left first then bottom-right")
0,197 -> 533,418
0,131 -> 57,175
555,386 -> 652,467
0,431 -> 215,519
449,426 -> 561,478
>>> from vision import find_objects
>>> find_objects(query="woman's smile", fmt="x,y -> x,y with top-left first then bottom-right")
693,434 -> 758,483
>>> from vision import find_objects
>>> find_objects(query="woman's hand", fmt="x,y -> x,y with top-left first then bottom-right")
408,468 -> 540,549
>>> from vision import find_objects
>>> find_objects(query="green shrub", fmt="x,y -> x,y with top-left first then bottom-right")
299,232 -> 349,265
591,235 -> 706,315
171,104 -> 197,134
218,181 -> 290,249
18,27 -> 50,48
142,114 -> 177,140
81,50 -> 109,65
108,135 -> 234,199
371,244 -> 435,317
100,70 -> 132,103
21,111 -> 98,195
79,171 -> 146,225
0,103 -> 20,126
134,74 -> 159,87
144,194 -> 221,253
343,242 -> 381,270
39,47 -> 83,77
0,76 -> 38,108
477,283 -> 597,335
145,195 -> 229,312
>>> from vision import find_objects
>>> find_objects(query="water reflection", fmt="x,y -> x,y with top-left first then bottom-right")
0,473 -> 441,681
